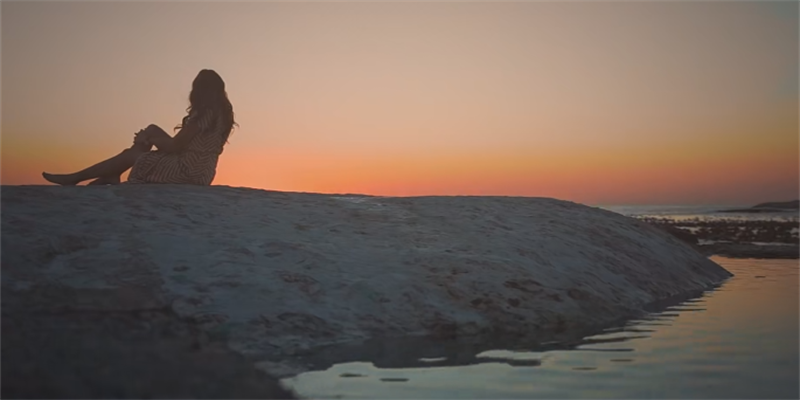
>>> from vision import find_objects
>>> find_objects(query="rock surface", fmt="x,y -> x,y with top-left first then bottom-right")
2,185 -> 732,385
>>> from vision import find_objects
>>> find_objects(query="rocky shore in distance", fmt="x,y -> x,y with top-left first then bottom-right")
640,217 -> 799,259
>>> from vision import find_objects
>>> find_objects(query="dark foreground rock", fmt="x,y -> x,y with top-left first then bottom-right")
2,185 -> 732,386
1,286 -> 296,399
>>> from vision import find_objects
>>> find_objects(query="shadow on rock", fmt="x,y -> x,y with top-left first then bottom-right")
1,286 -> 296,399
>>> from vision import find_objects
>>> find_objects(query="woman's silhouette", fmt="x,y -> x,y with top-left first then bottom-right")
42,69 -> 237,186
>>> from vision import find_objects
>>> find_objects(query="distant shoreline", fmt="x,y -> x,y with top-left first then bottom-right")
718,200 -> 800,214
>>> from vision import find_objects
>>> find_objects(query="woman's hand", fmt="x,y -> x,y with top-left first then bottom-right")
133,129 -> 151,146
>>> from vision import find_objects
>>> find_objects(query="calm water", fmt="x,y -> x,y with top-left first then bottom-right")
282,257 -> 799,399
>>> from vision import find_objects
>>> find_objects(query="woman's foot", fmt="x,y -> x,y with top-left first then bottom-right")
87,175 -> 121,186
42,172 -> 78,186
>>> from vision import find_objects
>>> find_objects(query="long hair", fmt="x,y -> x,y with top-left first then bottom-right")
176,69 -> 238,142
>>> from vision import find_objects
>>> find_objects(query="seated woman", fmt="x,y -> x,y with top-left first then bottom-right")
42,69 -> 237,186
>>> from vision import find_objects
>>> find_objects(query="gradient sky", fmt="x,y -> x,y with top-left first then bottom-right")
2,1 -> 798,205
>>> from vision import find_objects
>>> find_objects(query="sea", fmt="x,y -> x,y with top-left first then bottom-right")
282,257 -> 799,399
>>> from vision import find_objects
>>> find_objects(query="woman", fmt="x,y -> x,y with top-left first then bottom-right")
42,69 -> 236,186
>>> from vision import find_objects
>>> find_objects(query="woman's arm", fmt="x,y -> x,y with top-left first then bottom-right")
147,120 -> 202,153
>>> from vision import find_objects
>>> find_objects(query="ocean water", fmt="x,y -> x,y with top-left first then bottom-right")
282,257 -> 799,399
599,205 -> 799,222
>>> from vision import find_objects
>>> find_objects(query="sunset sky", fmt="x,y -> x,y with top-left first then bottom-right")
2,1 -> 797,205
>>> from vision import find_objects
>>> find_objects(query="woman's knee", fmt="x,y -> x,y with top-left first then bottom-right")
145,124 -> 167,135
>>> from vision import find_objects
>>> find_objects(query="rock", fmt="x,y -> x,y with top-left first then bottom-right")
2,185 -> 732,388
1,287 -> 295,399
638,218 -> 799,258
659,224 -> 699,246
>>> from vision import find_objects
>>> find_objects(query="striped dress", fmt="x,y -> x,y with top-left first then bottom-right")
127,109 -> 227,185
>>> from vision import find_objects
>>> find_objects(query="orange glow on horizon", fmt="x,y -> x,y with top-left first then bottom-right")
2,1 -> 798,205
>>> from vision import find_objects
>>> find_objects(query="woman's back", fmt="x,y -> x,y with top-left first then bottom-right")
185,109 -> 228,155
178,109 -> 229,184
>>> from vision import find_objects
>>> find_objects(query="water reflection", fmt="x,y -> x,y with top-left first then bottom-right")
283,258 -> 799,399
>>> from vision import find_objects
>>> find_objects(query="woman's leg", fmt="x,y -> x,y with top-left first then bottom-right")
142,124 -> 172,142
86,175 -> 122,186
42,144 -> 149,186
42,129 -> 158,186
86,125 -> 166,185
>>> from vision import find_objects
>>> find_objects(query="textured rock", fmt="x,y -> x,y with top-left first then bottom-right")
2,185 -> 732,381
